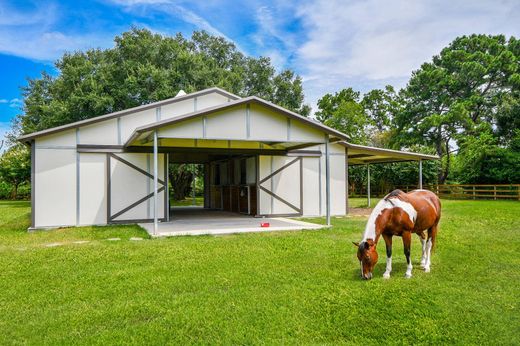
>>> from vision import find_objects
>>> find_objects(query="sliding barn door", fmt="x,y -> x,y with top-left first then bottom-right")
107,153 -> 167,223
258,155 -> 302,216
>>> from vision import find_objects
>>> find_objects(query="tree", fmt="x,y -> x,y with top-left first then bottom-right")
15,28 -> 310,200
315,88 -> 372,144
17,28 -> 309,136
0,145 -> 30,199
453,127 -> 520,184
394,34 -> 520,183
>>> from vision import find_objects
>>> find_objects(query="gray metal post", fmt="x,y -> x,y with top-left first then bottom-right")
367,164 -> 371,207
419,159 -> 423,189
325,136 -> 331,226
345,147 -> 349,215
153,130 -> 158,235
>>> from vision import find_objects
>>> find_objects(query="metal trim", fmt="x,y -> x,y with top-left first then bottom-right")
164,153 -> 169,222
76,129 -> 80,226
106,153 -> 111,223
246,104 -> 251,138
117,117 -> 122,145
109,153 -> 165,185
258,157 -> 300,185
31,140 -> 35,228
111,186 -> 165,220
259,185 -> 301,214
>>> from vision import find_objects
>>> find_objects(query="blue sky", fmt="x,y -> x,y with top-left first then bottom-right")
1,0 -> 520,143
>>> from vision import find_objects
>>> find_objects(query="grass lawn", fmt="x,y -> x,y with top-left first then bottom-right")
0,200 -> 519,344
171,196 -> 204,207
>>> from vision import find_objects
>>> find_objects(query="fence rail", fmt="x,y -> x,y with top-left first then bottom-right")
396,184 -> 520,200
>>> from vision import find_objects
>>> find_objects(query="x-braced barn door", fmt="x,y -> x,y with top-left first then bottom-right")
107,153 -> 167,223
257,156 -> 303,216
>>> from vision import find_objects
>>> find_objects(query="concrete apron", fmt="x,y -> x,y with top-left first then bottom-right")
139,209 -> 327,237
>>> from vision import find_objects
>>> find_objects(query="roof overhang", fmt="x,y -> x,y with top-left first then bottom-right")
340,142 -> 439,165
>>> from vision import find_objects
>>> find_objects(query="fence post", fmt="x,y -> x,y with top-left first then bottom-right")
494,185 -> 497,200
473,186 -> 475,200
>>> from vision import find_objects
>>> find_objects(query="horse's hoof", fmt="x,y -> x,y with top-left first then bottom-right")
424,267 -> 431,273
420,262 -> 426,268
404,273 -> 412,279
383,272 -> 391,279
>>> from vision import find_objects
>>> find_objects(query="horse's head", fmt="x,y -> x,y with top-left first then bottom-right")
353,239 -> 378,280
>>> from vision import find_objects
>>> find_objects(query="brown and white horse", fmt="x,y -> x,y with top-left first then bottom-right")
353,189 -> 441,279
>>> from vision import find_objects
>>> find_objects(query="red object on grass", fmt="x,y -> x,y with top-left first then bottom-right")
260,222 -> 270,228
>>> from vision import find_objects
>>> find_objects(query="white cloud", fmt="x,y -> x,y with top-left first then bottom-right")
295,0 -> 520,109
0,3 -> 117,61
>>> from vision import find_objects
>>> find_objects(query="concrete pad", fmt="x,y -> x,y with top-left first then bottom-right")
73,240 -> 90,244
45,243 -> 63,247
107,238 -> 121,241
130,237 -> 144,241
139,207 -> 326,237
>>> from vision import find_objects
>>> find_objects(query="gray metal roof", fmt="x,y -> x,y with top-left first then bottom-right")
340,142 -> 439,165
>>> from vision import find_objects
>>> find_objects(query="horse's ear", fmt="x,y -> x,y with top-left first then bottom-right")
352,241 -> 360,247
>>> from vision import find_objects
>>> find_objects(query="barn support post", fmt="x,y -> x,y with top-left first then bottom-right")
345,147 -> 349,215
325,136 -> 331,226
419,159 -> 423,189
153,130 -> 158,235
367,164 -> 371,207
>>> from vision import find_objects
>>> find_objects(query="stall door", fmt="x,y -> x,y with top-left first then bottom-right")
258,155 -> 302,216
107,153 -> 167,223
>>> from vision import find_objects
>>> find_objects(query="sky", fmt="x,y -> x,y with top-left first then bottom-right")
1,0 -> 519,144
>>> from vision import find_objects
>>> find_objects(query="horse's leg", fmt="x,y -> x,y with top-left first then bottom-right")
382,233 -> 392,279
403,231 -> 413,278
424,223 -> 439,273
418,231 -> 427,268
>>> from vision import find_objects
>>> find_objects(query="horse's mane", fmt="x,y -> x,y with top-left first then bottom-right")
384,189 -> 405,205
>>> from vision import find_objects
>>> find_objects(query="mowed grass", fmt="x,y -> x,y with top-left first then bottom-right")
0,200 -> 519,344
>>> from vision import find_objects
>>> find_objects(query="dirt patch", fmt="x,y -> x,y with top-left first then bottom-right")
348,208 -> 373,216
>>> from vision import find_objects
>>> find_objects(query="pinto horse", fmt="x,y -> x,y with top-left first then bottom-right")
353,189 -> 441,280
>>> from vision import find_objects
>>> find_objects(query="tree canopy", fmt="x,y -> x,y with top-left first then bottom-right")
16,28 -> 309,137
317,34 -> 520,187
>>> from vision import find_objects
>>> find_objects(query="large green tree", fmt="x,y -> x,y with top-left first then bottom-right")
0,145 -> 30,199
14,28 -> 310,200
395,34 -> 520,183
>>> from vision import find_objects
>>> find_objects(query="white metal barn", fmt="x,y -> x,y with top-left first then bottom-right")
19,87 -> 436,235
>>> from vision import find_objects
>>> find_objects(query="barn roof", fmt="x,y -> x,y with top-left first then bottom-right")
18,87 -> 240,142
340,142 -> 439,165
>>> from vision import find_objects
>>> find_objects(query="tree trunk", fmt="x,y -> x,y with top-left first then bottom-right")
11,182 -> 19,200
169,167 -> 194,201
438,140 -> 451,184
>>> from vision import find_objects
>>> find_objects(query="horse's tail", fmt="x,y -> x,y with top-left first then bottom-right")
429,196 -> 441,251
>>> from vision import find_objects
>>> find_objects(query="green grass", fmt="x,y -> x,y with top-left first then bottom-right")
0,200 -> 519,344
171,196 -> 204,207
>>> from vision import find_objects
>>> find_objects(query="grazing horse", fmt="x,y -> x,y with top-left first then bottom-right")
353,189 -> 441,280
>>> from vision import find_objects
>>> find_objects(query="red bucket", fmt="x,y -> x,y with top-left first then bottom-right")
260,222 -> 270,228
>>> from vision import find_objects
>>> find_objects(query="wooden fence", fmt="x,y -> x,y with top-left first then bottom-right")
395,184 -> 520,200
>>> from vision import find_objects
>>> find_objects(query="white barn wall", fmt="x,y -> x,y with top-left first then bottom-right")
197,93 -> 230,109
79,153 -> 107,225
250,104 -> 288,141
34,147 -> 76,227
110,153 -> 165,222
302,157 -> 321,216
206,106 -> 247,139
79,119 -> 119,145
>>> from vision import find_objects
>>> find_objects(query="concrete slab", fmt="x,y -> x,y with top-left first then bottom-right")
139,207 -> 326,237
